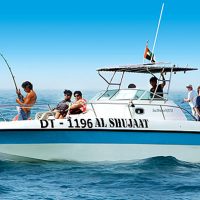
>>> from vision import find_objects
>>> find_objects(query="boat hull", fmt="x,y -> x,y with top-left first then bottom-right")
0,129 -> 200,162
0,143 -> 200,162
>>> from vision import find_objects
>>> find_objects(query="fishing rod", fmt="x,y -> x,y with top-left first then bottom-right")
0,53 -> 23,101
0,111 -> 6,121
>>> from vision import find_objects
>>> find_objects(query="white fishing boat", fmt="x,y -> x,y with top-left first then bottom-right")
0,63 -> 200,162
0,3 -> 199,162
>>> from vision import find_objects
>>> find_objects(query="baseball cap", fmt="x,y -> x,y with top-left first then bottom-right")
186,84 -> 193,88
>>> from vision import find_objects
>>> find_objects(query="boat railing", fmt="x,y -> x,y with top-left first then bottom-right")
0,102 -> 195,122
0,104 -> 52,121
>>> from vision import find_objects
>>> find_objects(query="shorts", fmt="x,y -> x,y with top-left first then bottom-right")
54,109 -> 68,117
70,108 -> 82,114
18,108 -> 31,120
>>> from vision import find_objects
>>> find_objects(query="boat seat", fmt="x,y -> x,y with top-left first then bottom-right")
35,111 -> 56,120
63,109 -> 89,118
35,108 -> 91,120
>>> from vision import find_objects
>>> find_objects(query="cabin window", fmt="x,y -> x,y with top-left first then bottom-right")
139,91 -> 151,100
98,89 -> 118,100
91,89 -> 164,101
135,90 -> 145,99
90,91 -> 105,101
112,90 -> 137,100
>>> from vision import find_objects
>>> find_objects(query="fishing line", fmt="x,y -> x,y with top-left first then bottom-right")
0,53 -> 23,101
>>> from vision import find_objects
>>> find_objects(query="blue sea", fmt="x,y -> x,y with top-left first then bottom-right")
0,90 -> 199,200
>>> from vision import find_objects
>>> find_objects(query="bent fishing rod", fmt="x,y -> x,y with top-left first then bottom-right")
0,53 -> 23,101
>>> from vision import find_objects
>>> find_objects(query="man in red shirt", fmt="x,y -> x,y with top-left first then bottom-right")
69,91 -> 87,114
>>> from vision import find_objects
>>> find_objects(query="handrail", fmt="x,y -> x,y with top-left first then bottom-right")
160,105 -> 165,120
175,103 -> 197,121
0,103 -> 53,109
0,112 -> 6,121
0,104 -> 52,121
0,101 -> 195,122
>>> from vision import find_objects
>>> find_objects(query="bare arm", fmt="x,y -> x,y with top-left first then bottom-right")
16,89 -> 24,102
184,92 -> 194,102
70,99 -> 86,111
184,98 -> 190,102
160,73 -> 166,88
70,102 -> 82,110
16,92 -> 34,107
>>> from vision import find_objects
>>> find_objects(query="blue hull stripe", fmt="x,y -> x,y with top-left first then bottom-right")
0,129 -> 200,145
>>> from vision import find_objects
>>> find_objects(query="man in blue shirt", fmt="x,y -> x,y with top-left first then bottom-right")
195,86 -> 200,121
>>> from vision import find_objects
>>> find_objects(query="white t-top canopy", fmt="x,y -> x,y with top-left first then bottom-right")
97,63 -> 198,74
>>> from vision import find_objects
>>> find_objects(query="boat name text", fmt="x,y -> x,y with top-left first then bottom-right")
40,118 -> 149,129
152,108 -> 173,112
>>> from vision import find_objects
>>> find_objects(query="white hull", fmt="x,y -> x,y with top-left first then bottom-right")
0,143 -> 200,163
0,118 -> 199,162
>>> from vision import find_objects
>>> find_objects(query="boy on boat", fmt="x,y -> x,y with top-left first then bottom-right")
54,90 -> 72,119
69,91 -> 87,114
15,81 -> 37,120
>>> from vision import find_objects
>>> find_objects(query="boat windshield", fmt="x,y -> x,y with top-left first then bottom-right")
90,90 -> 119,101
111,89 -> 150,100
91,89 -> 165,101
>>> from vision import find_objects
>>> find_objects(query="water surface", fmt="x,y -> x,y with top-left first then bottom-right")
0,90 -> 198,200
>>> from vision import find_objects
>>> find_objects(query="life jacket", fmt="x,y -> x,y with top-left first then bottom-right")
70,98 -> 87,114
79,98 -> 87,112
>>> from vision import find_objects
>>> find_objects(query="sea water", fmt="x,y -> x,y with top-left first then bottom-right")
0,90 -> 199,200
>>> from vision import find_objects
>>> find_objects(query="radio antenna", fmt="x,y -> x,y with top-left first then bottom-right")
151,3 -> 165,62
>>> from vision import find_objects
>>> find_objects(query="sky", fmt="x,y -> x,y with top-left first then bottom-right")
0,0 -> 199,92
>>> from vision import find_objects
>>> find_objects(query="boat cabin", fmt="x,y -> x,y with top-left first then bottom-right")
85,63 -> 198,121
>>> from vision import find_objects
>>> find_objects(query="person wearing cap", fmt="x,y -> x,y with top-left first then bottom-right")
15,81 -> 37,120
184,84 -> 197,117
69,91 -> 87,114
54,90 -> 72,119
195,86 -> 200,121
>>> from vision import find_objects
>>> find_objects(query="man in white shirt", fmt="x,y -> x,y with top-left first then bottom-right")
184,84 -> 197,117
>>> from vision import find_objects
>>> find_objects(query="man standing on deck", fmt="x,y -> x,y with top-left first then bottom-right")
184,84 -> 197,117
195,86 -> 200,121
15,81 -> 37,120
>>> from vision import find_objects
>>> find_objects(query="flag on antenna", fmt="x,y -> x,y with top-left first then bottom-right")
144,43 -> 155,63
